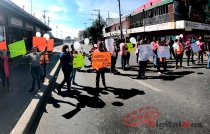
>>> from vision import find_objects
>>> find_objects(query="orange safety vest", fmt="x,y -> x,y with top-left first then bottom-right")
40,52 -> 49,64
176,44 -> 184,55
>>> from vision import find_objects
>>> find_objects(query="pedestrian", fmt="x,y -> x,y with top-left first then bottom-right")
70,44 -> 78,85
0,51 -> 12,92
166,37 -> 175,59
154,38 -> 167,75
197,37 -> 206,63
40,51 -> 49,82
135,38 -> 141,65
207,49 -> 210,69
120,39 -> 128,70
23,46 -> 47,92
94,41 -> 107,88
185,38 -> 193,66
126,51 -> 130,67
136,40 -> 148,79
173,37 -> 184,69
151,37 -> 157,67
57,44 -> 73,95
110,41 -> 118,74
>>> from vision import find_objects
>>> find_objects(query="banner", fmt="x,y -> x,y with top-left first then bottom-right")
92,52 -> 111,69
157,46 -> 170,58
190,43 -> 200,52
47,39 -> 54,51
138,44 -> 154,58
33,37 -> 46,51
8,40 -> 26,58
126,43 -> 134,52
0,41 -> 7,50
105,38 -> 114,52
73,54 -> 85,68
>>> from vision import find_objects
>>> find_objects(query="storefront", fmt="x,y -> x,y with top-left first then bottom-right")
0,11 -> 6,42
25,22 -> 34,50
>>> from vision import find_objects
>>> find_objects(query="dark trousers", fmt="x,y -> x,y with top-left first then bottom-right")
96,68 -> 106,87
136,54 -> 139,63
1,70 -> 10,87
121,55 -> 127,70
198,51 -> 203,63
58,70 -> 71,90
111,56 -> 117,73
157,58 -> 167,71
138,61 -> 147,76
170,48 -> 175,59
126,52 -> 130,65
186,51 -> 194,66
175,54 -> 183,67
30,66 -> 41,89
41,63 -> 47,80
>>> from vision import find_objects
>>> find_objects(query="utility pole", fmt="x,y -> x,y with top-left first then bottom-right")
48,17 -> 50,26
56,26 -> 58,38
93,9 -> 101,39
43,10 -> 46,24
31,0 -> 32,15
118,0 -> 123,40
108,11 -> 109,18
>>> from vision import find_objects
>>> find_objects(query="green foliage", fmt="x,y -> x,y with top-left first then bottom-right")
86,18 -> 105,43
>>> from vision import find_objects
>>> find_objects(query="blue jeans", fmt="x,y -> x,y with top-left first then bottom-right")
41,64 -> 48,80
70,68 -> 76,83
207,58 -> 210,68
1,70 -> 10,87
30,66 -> 41,89
121,55 -> 127,70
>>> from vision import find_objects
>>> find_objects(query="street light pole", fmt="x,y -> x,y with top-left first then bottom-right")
118,0 -> 123,40
93,9 -> 101,40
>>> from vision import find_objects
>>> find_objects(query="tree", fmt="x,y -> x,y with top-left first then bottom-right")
86,18 -> 105,43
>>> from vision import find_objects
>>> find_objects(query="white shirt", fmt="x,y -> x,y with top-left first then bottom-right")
196,41 -> 200,46
173,42 -> 179,50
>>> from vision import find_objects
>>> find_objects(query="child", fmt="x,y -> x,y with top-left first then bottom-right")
1,51 -> 12,91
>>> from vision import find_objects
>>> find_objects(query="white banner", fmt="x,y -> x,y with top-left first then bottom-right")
190,43 -> 200,52
105,38 -> 114,52
138,44 -> 154,60
157,46 -> 170,58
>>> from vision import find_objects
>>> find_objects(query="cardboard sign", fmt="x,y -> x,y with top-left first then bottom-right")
73,54 -> 85,68
92,52 -> 111,69
47,39 -> 54,51
105,38 -> 114,52
8,40 -> 26,58
126,43 -> 134,52
157,46 -> 170,58
0,41 -> 7,50
33,37 -> 46,51
190,43 -> 200,52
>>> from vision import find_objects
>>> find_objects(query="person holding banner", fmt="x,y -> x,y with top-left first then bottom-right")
151,37 -> 157,67
197,37 -> 206,63
23,46 -> 47,92
173,38 -> 184,69
120,39 -> 128,70
185,38 -> 194,66
94,42 -> 108,88
70,44 -> 78,85
0,51 -> 12,92
57,44 -> 73,95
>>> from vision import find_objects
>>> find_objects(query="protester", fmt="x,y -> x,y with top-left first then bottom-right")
151,37 -> 157,67
185,38 -> 193,66
154,38 -> 167,75
197,37 -> 206,63
70,44 -> 78,85
173,37 -> 184,69
40,51 -> 49,82
166,37 -> 175,59
120,39 -> 128,70
136,40 -> 148,79
0,51 -> 12,92
23,46 -> 47,92
94,41 -> 107,88
135,38 -> 141,64
110,42 -> 118,74
126,50 -> 130,67
57,44 -> 73,95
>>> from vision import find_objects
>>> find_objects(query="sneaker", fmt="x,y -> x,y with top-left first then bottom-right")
72,82 -> 77,85
29,88 -> 34,92
158,72 -> 161,75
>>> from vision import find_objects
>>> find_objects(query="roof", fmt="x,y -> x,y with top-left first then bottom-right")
131,0 -> 173,16
1,0 -> 52,31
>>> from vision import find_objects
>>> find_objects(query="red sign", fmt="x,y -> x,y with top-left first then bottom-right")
33,37 -> 46,51
0,41 -> 7,50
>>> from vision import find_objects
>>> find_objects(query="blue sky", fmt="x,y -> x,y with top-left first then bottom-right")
11,0 -> 147,39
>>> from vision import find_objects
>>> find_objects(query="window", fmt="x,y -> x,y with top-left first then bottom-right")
0,25 -> 6,41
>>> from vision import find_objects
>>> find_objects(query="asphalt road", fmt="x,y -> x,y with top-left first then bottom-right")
0,45 -> 61,134
32,44 -> 210,134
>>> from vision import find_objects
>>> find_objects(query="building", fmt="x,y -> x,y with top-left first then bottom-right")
0,0 -> 51,51
103,0 -> 210,42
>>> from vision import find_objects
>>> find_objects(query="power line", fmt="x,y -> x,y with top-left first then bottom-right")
109,5 -> 118,17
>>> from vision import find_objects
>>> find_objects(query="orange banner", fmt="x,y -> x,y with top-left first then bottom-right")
91,52 -> 111,69
47,39 -> 54,51
0,41 -> 7,50
33,37 -> 46,51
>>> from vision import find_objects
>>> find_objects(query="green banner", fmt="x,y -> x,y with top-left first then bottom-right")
126,43 -> 134,52
73,54 -> 85,68
8,40 -> 26,58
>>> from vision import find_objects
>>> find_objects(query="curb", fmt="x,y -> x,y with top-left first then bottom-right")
10,60 -> 60,134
